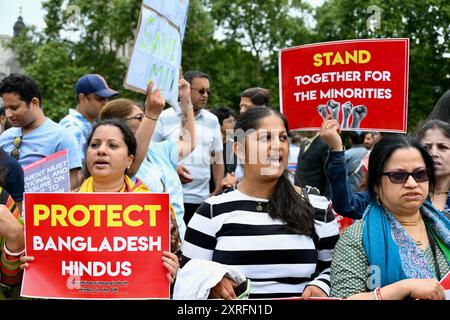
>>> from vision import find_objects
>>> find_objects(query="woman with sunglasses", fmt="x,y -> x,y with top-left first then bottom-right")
322,117 -> 450,220
330,134 -> 449,299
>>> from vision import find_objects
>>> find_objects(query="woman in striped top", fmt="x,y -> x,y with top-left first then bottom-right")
178,107 -> 340,299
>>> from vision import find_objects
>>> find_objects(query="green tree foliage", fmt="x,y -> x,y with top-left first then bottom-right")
314,0 -> 450,131
9,0 -> 449,130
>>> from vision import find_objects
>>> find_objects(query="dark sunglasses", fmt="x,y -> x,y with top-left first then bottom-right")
125,113 -> 144,121
11,136 -> 22,160
381,168 -> 429,184
191,87 -> 211,96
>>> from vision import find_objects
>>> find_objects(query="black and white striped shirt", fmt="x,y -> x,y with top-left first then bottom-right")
182,186 -> 340,298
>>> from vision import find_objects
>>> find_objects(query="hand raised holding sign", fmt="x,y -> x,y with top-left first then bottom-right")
177,69 -> 196,160
319,115 -> 343,152
144,81 -> 165,121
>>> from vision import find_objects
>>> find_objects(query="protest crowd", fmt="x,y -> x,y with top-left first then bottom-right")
0,68 -> 448,300
0,3 -> 449,303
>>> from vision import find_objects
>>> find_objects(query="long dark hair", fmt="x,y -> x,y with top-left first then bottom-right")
234,107 -> 315,236
367,135 -> 435,200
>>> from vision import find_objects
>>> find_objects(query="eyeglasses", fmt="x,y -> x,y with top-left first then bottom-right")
125,113 -> 144,121
191,87 -> 211,96
11,136 -> 22,160
381,169 -> 429,184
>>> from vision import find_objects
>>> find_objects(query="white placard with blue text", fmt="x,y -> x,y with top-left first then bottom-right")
124,1 -> 189,111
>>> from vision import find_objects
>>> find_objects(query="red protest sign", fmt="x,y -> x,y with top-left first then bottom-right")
21,193 -> 170,299
280,39 -> 409,132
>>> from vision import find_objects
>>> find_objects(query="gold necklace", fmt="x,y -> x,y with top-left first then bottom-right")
412,221 -> 424,246
397,215 -> 422,226
401,220 -> 424,246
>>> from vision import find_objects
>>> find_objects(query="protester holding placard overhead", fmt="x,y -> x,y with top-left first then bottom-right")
99,76 -> 196,240
331,135 -> 449,300
0,74 -> 82,190
174,108 -> 339,299
152,70 -> 224,226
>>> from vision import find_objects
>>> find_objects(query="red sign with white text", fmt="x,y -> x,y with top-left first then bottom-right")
21,193 -> 170,299
279,39 -> 409,132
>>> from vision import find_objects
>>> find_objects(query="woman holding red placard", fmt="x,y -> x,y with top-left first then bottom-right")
20,118 -> 180,287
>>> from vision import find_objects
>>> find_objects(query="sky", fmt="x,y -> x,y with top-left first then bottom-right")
0,0 -> 46,37
0,0 -> 325,37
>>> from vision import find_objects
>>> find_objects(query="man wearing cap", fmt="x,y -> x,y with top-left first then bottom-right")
59,74 -> 118,163
0,73 -> 82,190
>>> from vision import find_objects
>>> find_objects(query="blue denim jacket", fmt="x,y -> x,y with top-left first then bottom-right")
325,150 -> 369,219
325,150 -> 450,220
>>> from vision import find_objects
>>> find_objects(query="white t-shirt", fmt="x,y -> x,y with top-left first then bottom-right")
152,108 -> 223,204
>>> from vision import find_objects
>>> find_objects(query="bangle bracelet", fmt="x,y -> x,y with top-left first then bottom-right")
145,114 -> 158,121
3,244 -> 25,257
373,287 -> 383,300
